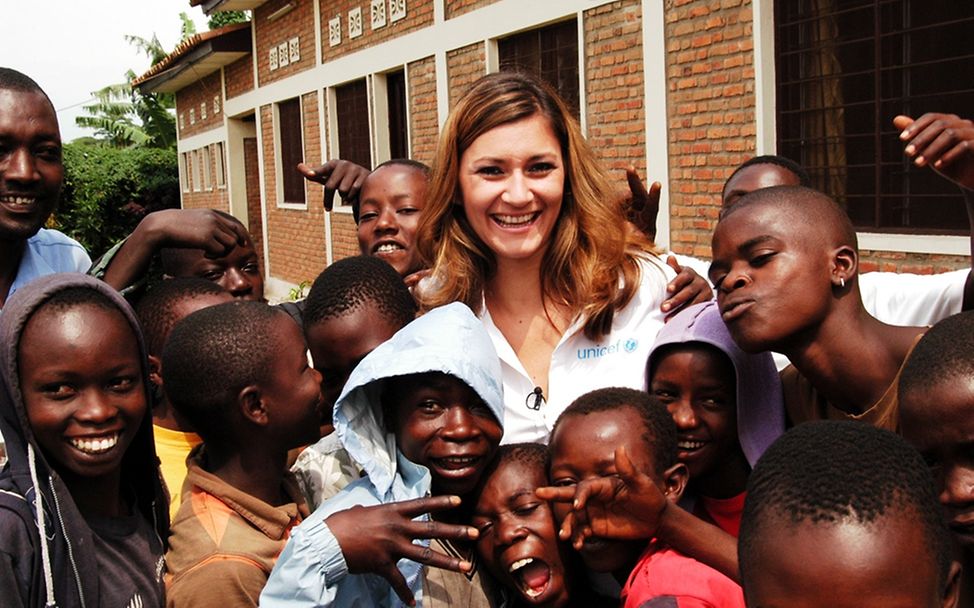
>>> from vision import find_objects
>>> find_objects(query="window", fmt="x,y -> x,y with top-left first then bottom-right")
498,19 -> 579,118
775,0 -> 974,233
180,153 -> 189,192
335,79 -> 372,169
202,146 -> 212,190
215,142 -> 226,188
386,70 -> 408,160
192,150 -> 203,192
277,97 -> 306,205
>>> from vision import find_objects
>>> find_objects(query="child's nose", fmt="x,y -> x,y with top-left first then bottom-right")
496,515 -> 528,546
441,406 -> 478,440
940,465 -> 974,508
225,268 -> 252,296
75,390 -> 118,424
375,207 -> 398,231
667,401 -> 697,429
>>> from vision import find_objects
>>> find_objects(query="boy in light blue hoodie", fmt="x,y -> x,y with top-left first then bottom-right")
262,302 -> 504,607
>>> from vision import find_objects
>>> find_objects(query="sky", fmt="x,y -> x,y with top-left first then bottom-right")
1,1 -> 210,142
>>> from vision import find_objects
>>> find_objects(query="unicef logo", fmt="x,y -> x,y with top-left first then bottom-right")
624,338 -> 639,353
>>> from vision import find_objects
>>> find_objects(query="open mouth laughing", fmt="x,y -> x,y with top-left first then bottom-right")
68,432 -> 120,455
508,556 -> 552,600
491,212 -> 540,228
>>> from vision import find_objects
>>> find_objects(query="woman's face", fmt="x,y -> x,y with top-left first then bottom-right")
458,114 -> 565,266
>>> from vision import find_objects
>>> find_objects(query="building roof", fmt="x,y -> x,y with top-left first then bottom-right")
190,0 -> 267,15
133,23 -> 251,94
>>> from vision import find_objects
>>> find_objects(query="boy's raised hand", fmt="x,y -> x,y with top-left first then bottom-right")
662,255 -> 713,316
138,208 -> 249,257
326,495 -> 478,606
894,113 -> 974,190
297,159 -> 370,211
535,446 -> 668,550
624,166 -> 662,242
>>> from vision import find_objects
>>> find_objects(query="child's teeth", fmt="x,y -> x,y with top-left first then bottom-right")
2,196 -> 35,206
376,243 -> 402,253
70,434 -> 119,454
509,557 -> 534,573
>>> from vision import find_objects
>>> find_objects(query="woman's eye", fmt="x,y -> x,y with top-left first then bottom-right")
528,162 -> 555,174
476,166 -> 503,176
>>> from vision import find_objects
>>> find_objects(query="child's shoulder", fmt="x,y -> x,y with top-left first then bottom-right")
625,543 -> 744,608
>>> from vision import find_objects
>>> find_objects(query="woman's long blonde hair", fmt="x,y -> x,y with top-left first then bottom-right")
416,72 -> 661,340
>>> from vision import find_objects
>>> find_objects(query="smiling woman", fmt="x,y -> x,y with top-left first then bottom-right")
416,72 -> 673,444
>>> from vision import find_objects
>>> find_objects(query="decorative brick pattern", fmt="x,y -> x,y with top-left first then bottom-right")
583,0 -> 646,179
446,42 -> 485,109
254,0 -> 315,86
663,0 -> 756,259
175,72 -> 223,138
408,56 -> 438,164
320,0 -> 434,62
444,0 -> 500,19
262,93 -> 329,284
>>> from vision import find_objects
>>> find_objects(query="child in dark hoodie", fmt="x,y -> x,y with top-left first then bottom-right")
0,273 -> 168,607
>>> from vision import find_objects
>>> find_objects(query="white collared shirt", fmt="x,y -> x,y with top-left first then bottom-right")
482,256 -> 675,444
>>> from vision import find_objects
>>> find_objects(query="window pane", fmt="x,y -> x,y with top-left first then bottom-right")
774,0 -> 974,233
279,98 -> 305,204
336,79 -> 372,170
498,19 -> 579,118
387,70 -> 408,160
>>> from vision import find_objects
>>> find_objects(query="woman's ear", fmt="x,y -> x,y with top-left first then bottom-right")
661,461 -> 689,504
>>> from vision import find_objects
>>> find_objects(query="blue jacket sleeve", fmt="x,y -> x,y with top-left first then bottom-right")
259,516 -> 349,607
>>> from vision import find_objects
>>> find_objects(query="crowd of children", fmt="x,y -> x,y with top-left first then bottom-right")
3,61 -> 974,608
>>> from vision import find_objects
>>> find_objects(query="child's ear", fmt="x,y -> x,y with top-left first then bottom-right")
147,354 -> 164,389
661,462 -> 689,504
238,385 -> 269,426
830,244 -> 858,290
942,559 -> 962,608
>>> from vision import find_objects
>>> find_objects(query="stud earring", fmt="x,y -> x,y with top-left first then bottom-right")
839,277 -> 845,288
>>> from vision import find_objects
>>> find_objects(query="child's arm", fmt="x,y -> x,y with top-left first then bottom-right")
894,112 -> 974,311
97,209 -> 249,291
261,495 -> 478,607
537,447 -> 740,582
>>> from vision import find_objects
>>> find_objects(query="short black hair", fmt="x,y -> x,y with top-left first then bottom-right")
135,278 -> 228,356
0,67 -> 53,108
302,255 -> 416,331
32,285 -> 119,317
900,311 -> 974,401
552,387 -> 676,475
475,443 -> 547,497
722,185 -> 858,249
352,158 -> 430,222
161,301 -> 285,444
739,420 -> 953,589
158,211 -> 251,276
724,154 -> 812,194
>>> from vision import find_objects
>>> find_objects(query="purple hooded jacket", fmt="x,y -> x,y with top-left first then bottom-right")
646,301 -> 785,468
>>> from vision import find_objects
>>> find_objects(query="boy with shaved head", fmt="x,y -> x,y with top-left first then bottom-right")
709,185 -> 924,429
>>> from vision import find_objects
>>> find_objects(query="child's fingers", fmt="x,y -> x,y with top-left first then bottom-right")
902,114 -> 960,158
395,495 -> 462,518
898,113 -> 939,142
535,486 -> 576,503
572,478 -> 617,511
626,166 -> 648,209
400,541 -> 472,573
401,518 -> 478,542
935,139 -> 974,169
385,567 -> 416,606
892,114 -> 914,134
614,446 -> 639,485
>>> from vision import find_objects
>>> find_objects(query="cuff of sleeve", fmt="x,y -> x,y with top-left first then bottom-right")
303,517 -> 349,580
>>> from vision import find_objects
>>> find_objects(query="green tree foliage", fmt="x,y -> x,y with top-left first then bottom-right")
208,10 -> 249,30
56,142 -> 180,255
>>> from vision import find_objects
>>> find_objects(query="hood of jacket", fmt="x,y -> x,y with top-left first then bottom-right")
647,301 -> 785,467
0,273 -> 167,607
333,302 -> 504,499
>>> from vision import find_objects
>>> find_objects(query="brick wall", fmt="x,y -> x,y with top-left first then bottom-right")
444,0 -> 500,19
408,55 -> 438,164
859,251 -> 968,273
262,94 -> 329,284
584,0 -> 646,179
320,0 -> 434,62
330,212 -> 361,261
175,72 -> 223,138
446,42 -> 485,109
664,0 -> 756,259
254,0 -> 316,87
225,54 -> 254,99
